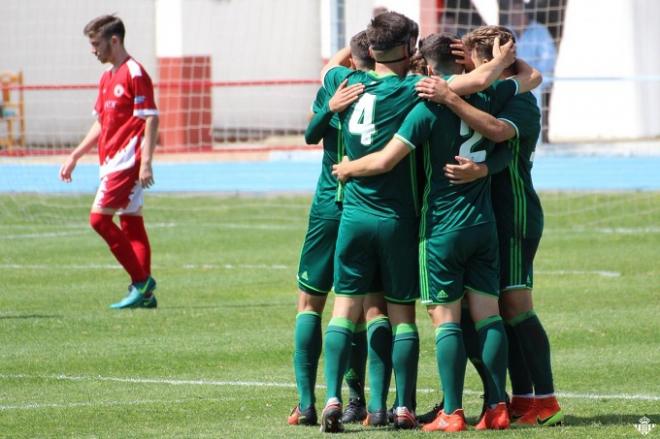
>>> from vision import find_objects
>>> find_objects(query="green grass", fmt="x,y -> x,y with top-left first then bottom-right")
1,192 -> 659,438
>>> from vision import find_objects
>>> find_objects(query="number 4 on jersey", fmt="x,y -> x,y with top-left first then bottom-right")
348,93 -> 376,145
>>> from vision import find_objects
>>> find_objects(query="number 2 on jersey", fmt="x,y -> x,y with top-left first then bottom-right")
348,93 -> 376,145
459,120 -> 486,162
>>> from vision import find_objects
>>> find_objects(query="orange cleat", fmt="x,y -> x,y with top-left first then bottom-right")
516,396 -> 563,427
421,408 -> 467,432
475,402 -> 510,430
509,395 -> 535,421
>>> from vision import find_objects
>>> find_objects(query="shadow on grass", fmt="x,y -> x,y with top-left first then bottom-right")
0,314 -> 62,320
564,413 -> 660,427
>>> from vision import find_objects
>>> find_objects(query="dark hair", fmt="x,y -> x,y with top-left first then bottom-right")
463,25 -> 515,61
83,14 -> 125,43
350,31 -> 375,69
419,32 -> 461,70
366,11 -> 413,51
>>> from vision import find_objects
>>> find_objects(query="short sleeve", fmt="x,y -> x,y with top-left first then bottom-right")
488,78 -> 518,114
322,65 -> 352,96
395,102 -> 434,150
497,94 -> 541,141
311,87 -> 328,114
132,70 -> 158,118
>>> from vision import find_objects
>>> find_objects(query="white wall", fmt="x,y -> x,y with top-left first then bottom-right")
549,0 -> 660,141
3,0 -> 658,146
0,0 -> 155,146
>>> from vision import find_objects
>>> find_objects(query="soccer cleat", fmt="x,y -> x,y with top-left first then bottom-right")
416,400 -> 443,424
516,396 -> 563,427
362,409 -> 388,427
109,276 -> 157,309
288,404 -> 318,426
475,402 -> 510,430
320,398 -> 343,433
509,395 -> 535,421
421,408 -> 467,432
341,398 -> 367,423
387,405 -> 395,424
393,406 -> 418,430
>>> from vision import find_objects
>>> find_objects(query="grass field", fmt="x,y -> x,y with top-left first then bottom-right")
1,192 -> 659,438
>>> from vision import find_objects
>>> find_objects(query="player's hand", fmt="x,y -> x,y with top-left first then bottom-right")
416,76 -> 452,103
492,36 -> 516,67
450,39 -> 468,65
329,80 -> 365,113
59,156 -> 77,183
332,155 -> 351,183
444,156 -> 489,184
139,162 -> 155,189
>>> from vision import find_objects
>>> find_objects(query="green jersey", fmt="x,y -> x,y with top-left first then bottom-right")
323,66 -> 422,219
492,91 -> 543,238
307,87 -> 343,219
396,78 -> 518,234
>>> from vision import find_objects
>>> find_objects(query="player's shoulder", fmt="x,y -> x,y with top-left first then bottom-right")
124,58 -> 150,79
406,99 -> 439,121
322,65 -> 354,86
506,91 -> 540,113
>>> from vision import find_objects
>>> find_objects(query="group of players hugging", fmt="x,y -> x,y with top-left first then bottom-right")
290,10 -> 563,433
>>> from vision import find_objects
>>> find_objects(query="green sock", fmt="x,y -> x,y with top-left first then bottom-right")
476,315 -> 509,406
461,311 -> 491,403
435,323 -> 466,414
344,323 -> 367,402
366,316 -> 392,412
323,317 -> 355,404
510,310 -> 555,395
505,321 -> 534,395
392,323 -> 419,409
293,311 -> 322,409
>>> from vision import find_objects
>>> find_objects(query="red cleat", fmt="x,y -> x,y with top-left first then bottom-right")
421,408 -> 467,432
475,402 -> 510,430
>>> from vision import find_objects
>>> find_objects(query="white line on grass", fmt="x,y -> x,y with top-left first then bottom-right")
0,223 -> 177,240
537,270 -> 621,277
0,398 -> 204,411
0,263 -> 289,270
2,373 -> 659,402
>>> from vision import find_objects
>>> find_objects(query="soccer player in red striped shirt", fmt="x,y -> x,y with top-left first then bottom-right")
60,15 -> 158,309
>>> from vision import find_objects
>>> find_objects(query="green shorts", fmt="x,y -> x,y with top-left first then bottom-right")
499,235 -> 540,292
297,215 -> 340,295
420,222 -> 499,305
333,209 -> 419,303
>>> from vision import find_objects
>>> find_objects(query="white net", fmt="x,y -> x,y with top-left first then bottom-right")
0,0 -> 658,227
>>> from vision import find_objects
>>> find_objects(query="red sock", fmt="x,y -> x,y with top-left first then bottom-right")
119,215 -> 152,276
90,213 -> 147,284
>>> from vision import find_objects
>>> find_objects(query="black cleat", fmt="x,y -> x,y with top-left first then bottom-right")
288,404 -> 318,426
341,398 -> 367,423
416,400 -> 444,424
320,399 -> 344,433
363,409 -> 388,427
394,406 -> 418,429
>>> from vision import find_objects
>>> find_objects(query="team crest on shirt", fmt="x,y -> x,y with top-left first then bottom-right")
113,84 -> 125,97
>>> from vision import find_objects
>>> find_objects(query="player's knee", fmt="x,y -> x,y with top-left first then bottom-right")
500,290 -> 533,320
297,290 -> 326,313
89,212 -> 111,233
